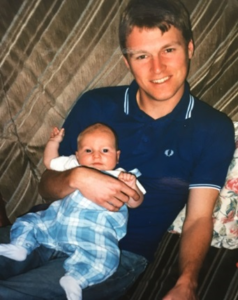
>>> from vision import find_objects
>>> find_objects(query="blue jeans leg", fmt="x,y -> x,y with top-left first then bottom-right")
0,251 -> 147,300
83,250 -> 148,300
0,226 -> 148,300
0,225 -> 11,243
0,226 -> 65,280
0,228 -> 147,300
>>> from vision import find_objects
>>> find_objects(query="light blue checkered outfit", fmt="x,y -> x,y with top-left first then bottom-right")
10,163 -> 144,289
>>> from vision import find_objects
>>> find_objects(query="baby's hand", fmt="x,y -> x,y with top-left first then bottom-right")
118,171 -> 144,208
118,172 -> 137,189
49,127 -> 65,143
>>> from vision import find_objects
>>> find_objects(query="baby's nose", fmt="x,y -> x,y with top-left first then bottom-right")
93,151 -> 100,157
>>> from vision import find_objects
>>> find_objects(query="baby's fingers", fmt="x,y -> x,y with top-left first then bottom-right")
59,128 -> 65,137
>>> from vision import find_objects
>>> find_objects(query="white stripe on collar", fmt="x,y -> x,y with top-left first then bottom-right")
185,95 -> 194,119
124,89 -> 194,119
124,88 -> 129,115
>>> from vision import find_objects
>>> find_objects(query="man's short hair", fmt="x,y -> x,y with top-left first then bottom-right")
119,0 -> 193,56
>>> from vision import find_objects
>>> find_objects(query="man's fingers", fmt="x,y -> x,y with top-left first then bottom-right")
115,191 -> 130,204
98,187 -> 137,211
105,194 -> 128,211
103,201 -> 119,212
120,183 -> 140,201
77,168 -> 140,210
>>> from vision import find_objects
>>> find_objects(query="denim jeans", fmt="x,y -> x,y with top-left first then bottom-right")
0,226 -> 148,300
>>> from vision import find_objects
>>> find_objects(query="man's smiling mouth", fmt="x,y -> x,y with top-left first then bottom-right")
152,76 -> 170,84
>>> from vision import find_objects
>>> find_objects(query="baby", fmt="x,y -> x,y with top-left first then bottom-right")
0,123 -> 145,300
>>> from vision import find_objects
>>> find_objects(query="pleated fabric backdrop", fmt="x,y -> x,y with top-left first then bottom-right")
0,0 -> 237,221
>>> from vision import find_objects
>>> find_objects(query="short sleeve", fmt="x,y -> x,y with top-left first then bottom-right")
50,155 -> 79,171
169,123 -> 238,249
190,117 -> 235,190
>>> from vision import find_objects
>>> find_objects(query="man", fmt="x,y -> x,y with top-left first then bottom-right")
0,0 -> 235,299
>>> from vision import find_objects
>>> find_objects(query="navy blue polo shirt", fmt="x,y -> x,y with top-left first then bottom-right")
59,80 -> 235,261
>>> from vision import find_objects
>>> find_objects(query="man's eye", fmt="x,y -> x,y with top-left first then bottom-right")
102,149 -> 109,153
136,54 -> 147,60
85,149 -> 91,153
165,48 -> 175,53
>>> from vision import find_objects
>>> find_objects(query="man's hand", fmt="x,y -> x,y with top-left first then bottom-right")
163,282 -> 197,300
70,167 -> 140,211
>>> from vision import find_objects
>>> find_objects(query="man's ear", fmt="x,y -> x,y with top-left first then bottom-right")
123,55 -> 130,70
188,39 -> 194,59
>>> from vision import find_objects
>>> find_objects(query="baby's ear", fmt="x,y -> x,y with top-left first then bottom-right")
116,150 -> 121,163
75,151 -> 80,161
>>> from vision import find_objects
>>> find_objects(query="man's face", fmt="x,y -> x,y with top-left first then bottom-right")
76,129 -> 120,171
124,26 -> 194,114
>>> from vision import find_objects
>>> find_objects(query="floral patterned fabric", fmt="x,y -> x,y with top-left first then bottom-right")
169,122 -> 238,249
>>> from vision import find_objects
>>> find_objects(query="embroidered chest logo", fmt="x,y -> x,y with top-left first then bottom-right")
164,149 -> 174,157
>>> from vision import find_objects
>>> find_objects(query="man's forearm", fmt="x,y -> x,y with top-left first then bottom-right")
38,168 -> 78,201
162,218 -> 213,300
39,166 -> 140,211
177,217 -> 213,288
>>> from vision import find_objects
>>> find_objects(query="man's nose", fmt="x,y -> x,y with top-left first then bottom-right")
151,55 -> 165,73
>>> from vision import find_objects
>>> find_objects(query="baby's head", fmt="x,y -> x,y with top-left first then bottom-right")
75,123 -> 120,171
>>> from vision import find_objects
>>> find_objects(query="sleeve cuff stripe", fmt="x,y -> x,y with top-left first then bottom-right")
189,184 -> 221,191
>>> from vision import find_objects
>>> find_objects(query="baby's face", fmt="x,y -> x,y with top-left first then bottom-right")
76,129 -> 120,170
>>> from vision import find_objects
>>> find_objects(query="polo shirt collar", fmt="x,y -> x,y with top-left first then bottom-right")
124,80 -> 195,121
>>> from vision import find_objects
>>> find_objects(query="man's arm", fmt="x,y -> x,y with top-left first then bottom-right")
163,188 -> 219,300
39,166 -> 140,211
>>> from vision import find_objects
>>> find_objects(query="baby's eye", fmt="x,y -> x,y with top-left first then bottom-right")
102,149 -> 109,153
85,149 -> 91,153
